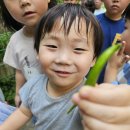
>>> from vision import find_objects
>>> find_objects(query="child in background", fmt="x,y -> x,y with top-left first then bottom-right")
94,0 -> 106,15
81,0 -> 96,13
104,3 -> 130,84
1,0 -> 56,107
96,0 -> 130,83
63,0 -> 78,4
0,3 -> 103,130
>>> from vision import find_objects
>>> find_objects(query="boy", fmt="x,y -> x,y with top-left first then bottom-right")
97,0 -> 130,83
81,0 -> 96,13
94,0 -> 106,15
0,4 -> 103,130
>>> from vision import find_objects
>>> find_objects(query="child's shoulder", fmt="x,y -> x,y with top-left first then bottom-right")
7,27 -> 32,47
21,74 -> 47,91
96,13 -> 105,19
10,28 -> 24,39
19,74 -> 47,99
24,74 -> 46,87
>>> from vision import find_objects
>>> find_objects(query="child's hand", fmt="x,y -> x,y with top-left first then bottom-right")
108,41 -> 129,69
72,84 -> 130,130
104,41 -> 130,82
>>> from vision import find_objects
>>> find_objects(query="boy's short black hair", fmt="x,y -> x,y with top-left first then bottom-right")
0,0 -> 57,31
123,3 -> 130,20
34,3 -> 103,59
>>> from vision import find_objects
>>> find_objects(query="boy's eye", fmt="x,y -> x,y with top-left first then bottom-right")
45,45 -> 57,48
74,48 -> 86,53
74,48 -> 86,51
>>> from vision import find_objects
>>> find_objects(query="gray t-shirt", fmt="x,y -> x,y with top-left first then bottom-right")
20,74 -> 83,130
3,28 -> 42,80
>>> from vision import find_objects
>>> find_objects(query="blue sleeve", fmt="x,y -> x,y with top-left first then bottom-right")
0,102 -> 16,124
19,80 -> 31,109
19,74 -> 42,109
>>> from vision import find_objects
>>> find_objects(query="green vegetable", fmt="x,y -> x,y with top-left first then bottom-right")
67,43 -> 122,114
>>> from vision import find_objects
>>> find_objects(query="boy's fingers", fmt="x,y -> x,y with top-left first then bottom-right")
81,120 -> 90,130
78,99 -> 130,123
118,41 -> 126,55
81,114 -> 130,130
78,84 -> 130,106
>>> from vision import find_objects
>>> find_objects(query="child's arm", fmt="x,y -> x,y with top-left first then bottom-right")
72,84 -> 130,130
15,69 -> 26,107
0,104 -> 32,130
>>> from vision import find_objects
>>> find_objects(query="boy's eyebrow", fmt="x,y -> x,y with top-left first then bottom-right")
44,35 -> 60,42
45,34 -> 87,42
71,37 -> 87,43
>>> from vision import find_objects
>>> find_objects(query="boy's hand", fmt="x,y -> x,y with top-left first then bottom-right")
72,84 -> 130,130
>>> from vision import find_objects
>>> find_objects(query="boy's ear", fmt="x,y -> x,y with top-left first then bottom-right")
91,58 -> 96,67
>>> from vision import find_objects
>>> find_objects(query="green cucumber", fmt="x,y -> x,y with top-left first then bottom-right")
67,43 -> 122,114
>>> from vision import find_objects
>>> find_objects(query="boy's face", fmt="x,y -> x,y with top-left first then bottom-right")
102,0 -> 130,18
94,0 -> 103,9
38,19 -> 95,92
122,19 -> 130,55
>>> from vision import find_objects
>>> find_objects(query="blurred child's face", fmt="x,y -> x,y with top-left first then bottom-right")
122,19 -> 130,55
102,0 -> 130,19
4,0 -> 49,27
94,0 -> 102,9
38,19 -> 95,93
64,0 -> 77,3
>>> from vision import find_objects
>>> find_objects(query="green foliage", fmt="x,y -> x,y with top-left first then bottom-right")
0,75 -> 15,105
57,0 -> 63,3
0,32 -> 11,48
0,32 -> 12,62
0,32 -> 15,105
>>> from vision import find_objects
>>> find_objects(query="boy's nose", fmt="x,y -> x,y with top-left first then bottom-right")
19,0 -> 31,7
55,51 -> 72,65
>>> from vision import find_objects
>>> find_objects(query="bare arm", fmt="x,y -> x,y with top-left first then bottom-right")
0,105 -> 32,130
15,69 -> 26,107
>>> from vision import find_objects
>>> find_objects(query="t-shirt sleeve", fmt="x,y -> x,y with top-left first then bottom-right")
19,75 -> 42,109
19,78 -> 33,109
3,35 -> 21,70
